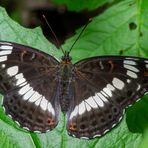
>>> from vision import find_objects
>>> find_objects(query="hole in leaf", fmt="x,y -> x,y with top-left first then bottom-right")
139,32 -> 143,37
119,50 -> 124,55
129,22 -> 137,30
129,2 -> 135,6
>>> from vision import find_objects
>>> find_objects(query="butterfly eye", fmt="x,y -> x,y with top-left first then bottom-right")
61,55 -> 72,62
61,51 -> 72,62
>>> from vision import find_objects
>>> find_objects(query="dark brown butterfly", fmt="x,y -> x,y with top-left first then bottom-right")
0,41 -> 147,139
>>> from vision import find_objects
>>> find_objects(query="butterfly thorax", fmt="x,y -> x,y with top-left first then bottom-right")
59,52 -> 73,112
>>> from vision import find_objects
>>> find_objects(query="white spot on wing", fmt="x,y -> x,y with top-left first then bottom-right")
0,42 -> 12,45
15,121 -> 20,126
112,77 -> 124,90
34,130 -> 41,133
72,134 -> 76,138
107,84 -> 115,91
124,60 -> 136,65
15,73 -> 23,79
127,70 -> 137,78
103,129 -> 109,134
93,134 -> 101,138
97,93 -> 108,102
99,61 -> 104,69
78,101 -> 86,115
0,50 -> 12,55
0,45 -> 13,50
69,106 -> 78,119
7,66 -> 19,76
85,102 -> 91,112
47,101 -> 55,116
16,78 -> 26,85
23,127 -> 29,131
85,96 -> 98,108
28,92 -> 41,103
40,97 -> 48,111
112,123 -> 116,128
46,129 -> 50,132
103,87 -> 112,97
125,57 -> 139,60
137,84 -> 141,90
80,137 -> 89,140
127,79 -> 131,83
2,64 -> 5,68
23,88 -> 34,100
19,84 -> 32,95
0,56 -> 7,62
100,91 -> 108,97
118,116 -> 123,122
35,98 -> 41,106
15,73 -> 27,86
8,114 -> 12,119
93,95 -> 104,107
124,64 -> 139,72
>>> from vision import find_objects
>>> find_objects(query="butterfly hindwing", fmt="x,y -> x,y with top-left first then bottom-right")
67,56 -> 148,139
0,41 -> 148,139
0,41 -> 60,132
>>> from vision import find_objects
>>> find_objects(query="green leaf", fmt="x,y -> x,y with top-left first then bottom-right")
0,0 -> 148,147
63,0 -> 148,63
51,0 -> 110,11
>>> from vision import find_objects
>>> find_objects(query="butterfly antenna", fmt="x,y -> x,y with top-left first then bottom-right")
42,14 -> 65,54
69,18 -> 92,53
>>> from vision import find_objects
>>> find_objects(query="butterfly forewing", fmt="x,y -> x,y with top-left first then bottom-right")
0,41 -> 60,132
0,41 -> 148,139
67,56 -> 148,139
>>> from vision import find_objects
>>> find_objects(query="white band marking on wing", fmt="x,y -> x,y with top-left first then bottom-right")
7,66 -> 19,76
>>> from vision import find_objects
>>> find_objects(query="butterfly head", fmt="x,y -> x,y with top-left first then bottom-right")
61,51 -> 72,64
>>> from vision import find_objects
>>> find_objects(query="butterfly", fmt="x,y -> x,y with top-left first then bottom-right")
0,41 -> 147,139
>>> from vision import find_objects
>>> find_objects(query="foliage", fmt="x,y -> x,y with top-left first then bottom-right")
0,0 -> 148,147
51,0 -> 110,11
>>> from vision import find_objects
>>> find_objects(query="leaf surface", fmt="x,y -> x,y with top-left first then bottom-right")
0,0 -> 148,147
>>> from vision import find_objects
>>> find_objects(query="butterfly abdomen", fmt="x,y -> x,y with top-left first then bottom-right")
59,59 -> 73,112
59,81 -> 71,112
